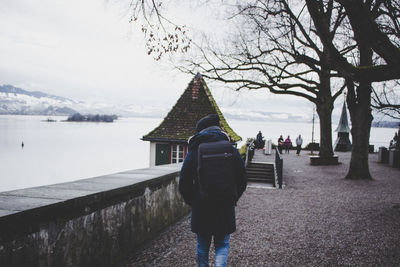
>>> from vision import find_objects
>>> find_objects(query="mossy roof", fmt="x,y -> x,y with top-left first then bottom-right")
142,73 -> 241,143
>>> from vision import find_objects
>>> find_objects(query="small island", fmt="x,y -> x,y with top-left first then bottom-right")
66,113 -> 118,122
41,117 -> 57,122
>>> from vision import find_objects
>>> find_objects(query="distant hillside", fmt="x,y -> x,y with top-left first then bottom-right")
0,84 -> 171,118
372,121 -> 400,128
1,84 -> 324,121
0,84 -> 72,102
0,84 -> 78,115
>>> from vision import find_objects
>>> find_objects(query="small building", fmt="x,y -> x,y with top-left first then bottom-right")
142,73 -> 241,167
334,101 -> 352,152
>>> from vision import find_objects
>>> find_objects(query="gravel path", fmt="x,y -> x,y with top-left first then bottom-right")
127,151 -> 400,266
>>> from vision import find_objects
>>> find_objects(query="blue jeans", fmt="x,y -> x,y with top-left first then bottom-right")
197,234 -> 230,267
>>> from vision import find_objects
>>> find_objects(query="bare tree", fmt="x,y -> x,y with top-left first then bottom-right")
176,0 -> 349,158
369,0 -> 400,119
307,0 -> 400,179
372,80 -> 400,119
307,0 -> 400,82
336,0 -> 400,79
127,0 -> 191,60
129,0 -> 400,179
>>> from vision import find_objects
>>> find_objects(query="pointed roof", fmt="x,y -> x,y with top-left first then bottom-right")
336,101 -> 350,133
142,73 -> 241,143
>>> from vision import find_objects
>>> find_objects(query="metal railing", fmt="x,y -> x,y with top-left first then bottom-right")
275,147 -> 283,189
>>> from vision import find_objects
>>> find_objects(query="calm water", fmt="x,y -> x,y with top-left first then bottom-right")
0,115 -> 395,192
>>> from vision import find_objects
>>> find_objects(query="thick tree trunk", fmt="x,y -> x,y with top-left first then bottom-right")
316,64 -> 334,158
317,103 -> 334,157
345,82 -> 373,180
345,42 -> 373,180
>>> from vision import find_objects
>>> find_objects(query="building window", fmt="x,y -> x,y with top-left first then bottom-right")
171,144 -> 184,163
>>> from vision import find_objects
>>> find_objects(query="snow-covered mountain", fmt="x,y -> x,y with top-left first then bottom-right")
0,85 -> 79,115
0,84 -> 167,117
220,106 -> 310,122
0,84 -> 317,121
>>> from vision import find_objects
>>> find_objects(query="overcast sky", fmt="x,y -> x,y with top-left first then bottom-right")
0,0 -> 340,120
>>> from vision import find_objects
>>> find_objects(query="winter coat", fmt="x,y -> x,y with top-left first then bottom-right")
278,137 -> 284,146
296,137 -> 303,146
284,138 -> 292,148
179,126 -> 247,235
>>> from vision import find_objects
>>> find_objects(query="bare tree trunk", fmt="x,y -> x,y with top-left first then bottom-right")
316,66 -> 334,157
345,43 -> 373,180
316,102 -> 334,157
346,81 -> 373,179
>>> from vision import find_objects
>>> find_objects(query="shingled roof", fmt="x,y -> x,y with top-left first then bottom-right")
335,101 -> 350,133
142,73 -> 241,143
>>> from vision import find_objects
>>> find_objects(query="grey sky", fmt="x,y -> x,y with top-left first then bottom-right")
0,0 -> 333,120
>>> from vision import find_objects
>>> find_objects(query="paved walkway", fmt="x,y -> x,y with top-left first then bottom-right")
126,151 -> 400,266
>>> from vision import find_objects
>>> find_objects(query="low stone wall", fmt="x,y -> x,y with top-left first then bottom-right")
0,164 -> 190,267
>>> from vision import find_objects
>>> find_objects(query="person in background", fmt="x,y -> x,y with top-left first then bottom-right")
296,134 -> 303,156
390,132 -> 398,149
256,131 -> 264,149
277,135 -> 284,154
284,136 -> 292,154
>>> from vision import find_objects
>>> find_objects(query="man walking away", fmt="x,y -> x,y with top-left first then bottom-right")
179,114 -> 247,267
296,134 -> 303,156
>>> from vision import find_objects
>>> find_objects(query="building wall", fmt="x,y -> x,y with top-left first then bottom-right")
149,142 -> 156,167
149,142 -> 188,167
0,164 -> 189,267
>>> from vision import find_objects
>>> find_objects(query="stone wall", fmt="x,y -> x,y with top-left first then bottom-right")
0,164 -> 190,267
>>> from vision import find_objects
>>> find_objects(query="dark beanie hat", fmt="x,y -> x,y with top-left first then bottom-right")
196,114 -> 220,133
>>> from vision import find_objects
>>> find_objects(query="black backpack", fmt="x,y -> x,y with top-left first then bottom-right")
197,140 -> 237,201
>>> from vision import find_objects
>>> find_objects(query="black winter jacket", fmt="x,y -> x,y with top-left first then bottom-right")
179,127 -> 247,235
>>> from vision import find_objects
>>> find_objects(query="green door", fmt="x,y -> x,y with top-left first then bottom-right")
155,144 -> 170,166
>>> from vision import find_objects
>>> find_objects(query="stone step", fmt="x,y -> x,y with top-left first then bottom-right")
248,162 -> 274,166
247,164 -> 273,169
247,169 -> 274,174
246,167 -> 274,172
247,168 -> 274,172
248,177 -> 274,182
246,167 -> 274,171
247,173 -> 274,178
248,177 -> 274,183
246,162 -> 275,184
247,173 -> 275,180
247,165 -> 273,169
247,173 -> 275,177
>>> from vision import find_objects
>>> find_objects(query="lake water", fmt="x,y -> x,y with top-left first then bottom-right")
0,115 -> 395,192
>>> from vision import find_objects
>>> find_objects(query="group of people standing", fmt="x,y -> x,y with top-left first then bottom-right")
255,131 -> 304,155
278,134 -> 303,155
